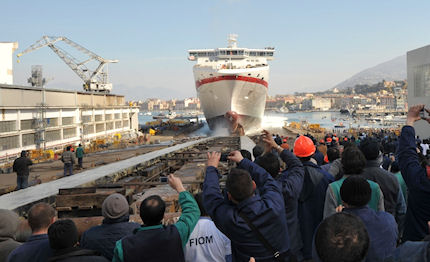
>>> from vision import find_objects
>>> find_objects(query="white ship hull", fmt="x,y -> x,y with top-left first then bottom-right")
194,66 -> 269,132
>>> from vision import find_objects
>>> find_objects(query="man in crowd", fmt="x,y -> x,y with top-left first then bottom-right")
203,150 -> 291,261
12,150 -> 33,190
113,174 -> 200,262
323,146 -> 384,218
340,176 -> 397,261
294,135 -> 334,261
0,210 -> 21,261
184,193 -> 231,262
7,203 -> 55,262
314,213 -> 369,262
80,193 -> 140,260
398,104 -> 430,241
48,219 -> 108,262
320,147 -> 340,173
256,130 -> 304,260
61,146 -> 75,176
359,137 -> 406,225
75,144 -> 84,169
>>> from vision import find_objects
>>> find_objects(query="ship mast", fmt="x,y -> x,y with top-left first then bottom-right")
227,34 -> 238,69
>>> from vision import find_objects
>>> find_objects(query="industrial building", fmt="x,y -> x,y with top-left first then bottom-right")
407,45 -> 430,138
0,84 -> 139,162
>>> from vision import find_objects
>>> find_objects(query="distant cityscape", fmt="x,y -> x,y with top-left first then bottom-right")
136,79 -> 408,113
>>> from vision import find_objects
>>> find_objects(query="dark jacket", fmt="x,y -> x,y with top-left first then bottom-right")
12,157 -> 33,176
7,234 -> 53,262
203,159 -> 290,261
344,206 -> 397,262
48,247 -> 109,262
276,150 -> 304,259
80,217 -> 139,260
398,125 -> 430,241
112,191 -> 200,262
299,161 -> 334,260
362,159 -> 403,216
313,150 -> 324,166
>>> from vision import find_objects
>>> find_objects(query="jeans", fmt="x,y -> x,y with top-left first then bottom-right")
17,175 -> 29,190
64,163 -> 73,176
78,157 -> 83,168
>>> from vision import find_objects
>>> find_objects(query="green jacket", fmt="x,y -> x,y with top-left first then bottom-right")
75,147 -> 84,158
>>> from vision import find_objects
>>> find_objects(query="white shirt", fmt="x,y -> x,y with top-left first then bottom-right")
421,143 -> 429,156
185,217 -> 231,262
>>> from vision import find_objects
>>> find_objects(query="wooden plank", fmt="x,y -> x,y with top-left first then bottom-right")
56,192 -> 112,208
59,187 -> 96,195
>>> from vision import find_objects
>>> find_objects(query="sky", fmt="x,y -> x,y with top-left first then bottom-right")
3,0 -> 430,100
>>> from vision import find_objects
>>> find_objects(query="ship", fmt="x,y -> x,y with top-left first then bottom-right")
188,34 -> 274,134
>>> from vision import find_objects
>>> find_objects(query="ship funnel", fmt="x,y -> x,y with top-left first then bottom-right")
228,34 -> 238,48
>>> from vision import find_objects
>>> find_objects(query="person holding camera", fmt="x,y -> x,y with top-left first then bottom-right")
398,104 -> 430,241
203,151 -> 292,261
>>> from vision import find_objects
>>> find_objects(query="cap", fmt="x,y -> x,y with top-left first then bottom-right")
102,193 -> 129,219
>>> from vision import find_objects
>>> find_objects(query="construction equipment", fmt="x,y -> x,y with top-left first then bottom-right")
17,36 -> 118,93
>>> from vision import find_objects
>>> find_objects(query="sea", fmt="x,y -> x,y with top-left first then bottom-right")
138,110 -> 403,136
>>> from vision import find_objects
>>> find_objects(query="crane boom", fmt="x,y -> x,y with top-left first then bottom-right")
17,36 -> 118,93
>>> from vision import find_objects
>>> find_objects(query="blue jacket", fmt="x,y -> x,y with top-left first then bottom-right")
298,161 -> 334,260
344,206 -> 397,261
7,234 -> 52,262
203,159 -> 289,261
80,217 -> 140,260
398,125 -> 430,241
387,241 -> 430,262
276,150 -> 304,260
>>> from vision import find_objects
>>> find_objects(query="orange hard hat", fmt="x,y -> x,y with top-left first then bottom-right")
319,139 -> 325,144
293,136 -> 316,157
324,154 -> 329,163
344,137 -> 348,141
326,137 -> 333,143
334,137 -> 339,142
281,143 -> 290,150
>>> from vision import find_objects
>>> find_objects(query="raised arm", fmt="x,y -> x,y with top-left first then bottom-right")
278,149 -> 305,199
203,152 -> 234,232
398,104 -> 430,187
168,174 -> 200,248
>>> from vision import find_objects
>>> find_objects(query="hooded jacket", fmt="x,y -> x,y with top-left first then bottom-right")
0,210 -> 21,262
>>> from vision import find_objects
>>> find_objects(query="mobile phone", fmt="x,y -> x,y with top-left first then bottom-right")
420,108 -> 428,120
220,153 -> 229,162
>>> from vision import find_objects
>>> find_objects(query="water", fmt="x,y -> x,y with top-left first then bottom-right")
138,110 -> 401,136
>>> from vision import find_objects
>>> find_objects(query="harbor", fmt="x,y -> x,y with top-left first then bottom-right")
2,2 -> 430,261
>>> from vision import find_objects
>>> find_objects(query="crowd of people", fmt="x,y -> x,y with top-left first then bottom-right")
1,104 -> 430,262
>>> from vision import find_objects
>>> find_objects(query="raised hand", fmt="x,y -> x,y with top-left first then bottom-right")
227,150 -> 244,163
207,152 -> 221,168
406,104 -> 425,126
168,173 -> 185,193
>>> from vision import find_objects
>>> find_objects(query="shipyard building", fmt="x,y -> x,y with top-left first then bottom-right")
407,45 -> 430,138
0,42 -> 139,162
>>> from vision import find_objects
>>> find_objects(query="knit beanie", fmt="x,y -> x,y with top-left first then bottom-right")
0,209 -> 19,238
359,138 -> 380,160
340,176 -> 371,207
48,219 -> 78,250
102,193 -> 129,219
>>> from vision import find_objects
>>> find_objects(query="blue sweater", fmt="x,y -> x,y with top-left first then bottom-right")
398,125 -> 430,241
203,159 -> 290,261
7,234 -> 52,262
343,206 -> 398,261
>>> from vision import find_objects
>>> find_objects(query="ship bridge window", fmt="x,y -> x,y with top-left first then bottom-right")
238,50 -> 244,55
250,52 -> 257,56
259,52 -> 265,56
220,50 -> 226,55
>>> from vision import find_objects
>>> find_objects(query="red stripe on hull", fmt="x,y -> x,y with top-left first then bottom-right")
196,75 -> 268,88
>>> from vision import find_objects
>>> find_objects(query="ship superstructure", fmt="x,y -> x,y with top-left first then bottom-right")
188,34 -> 274,133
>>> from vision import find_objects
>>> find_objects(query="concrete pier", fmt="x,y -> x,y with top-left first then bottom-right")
0,137 -> 213,212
